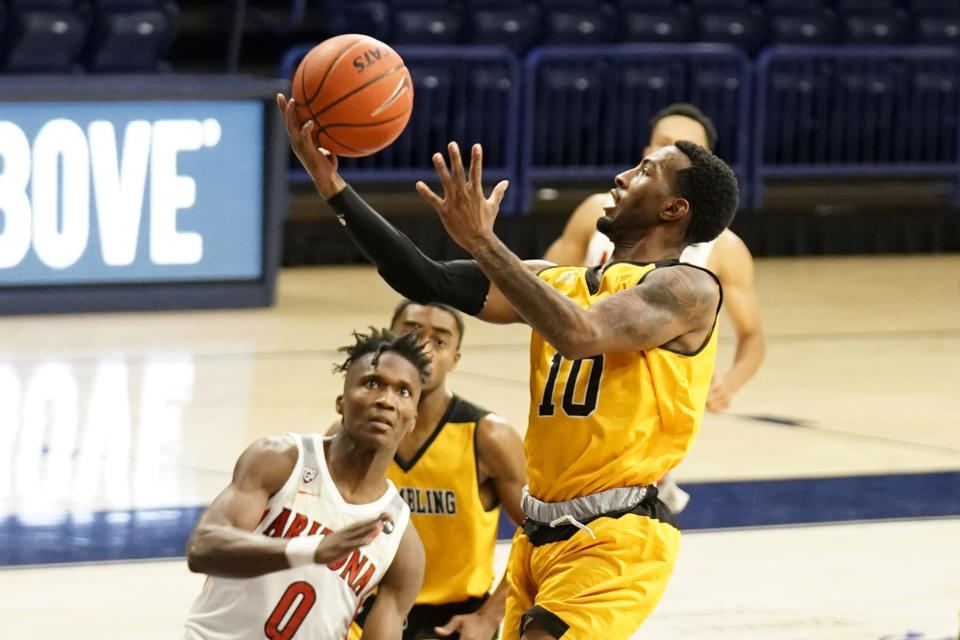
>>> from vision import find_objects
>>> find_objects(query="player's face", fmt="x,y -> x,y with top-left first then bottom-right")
599,145 -> 691,238
337,352 -> 421,449
391,304 -> 461,392
644,115 -> 710,156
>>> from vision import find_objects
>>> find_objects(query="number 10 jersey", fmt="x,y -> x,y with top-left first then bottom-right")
527,261 -> 720,503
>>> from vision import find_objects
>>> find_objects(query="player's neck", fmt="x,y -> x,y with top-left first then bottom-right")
324,436 -> 392,504
610,232 -> 683,263
412,385 -> 453,437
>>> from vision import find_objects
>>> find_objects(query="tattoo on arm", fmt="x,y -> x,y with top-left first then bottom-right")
641,267 -> 716,326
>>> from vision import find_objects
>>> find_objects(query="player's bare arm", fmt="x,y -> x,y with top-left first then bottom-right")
542,193 -> 607,265
706,230 -> 765,411
433,414 -> 526,639
187,435 -> 389,578
417,143 -> 720,359
360,523 -> 425,640
475,414 -> 526,526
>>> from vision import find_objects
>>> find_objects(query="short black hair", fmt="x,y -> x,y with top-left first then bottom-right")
650,103 -> 718,152
673,140 -> 739,244
334,327 -> 431,383
390,299 -> 465,349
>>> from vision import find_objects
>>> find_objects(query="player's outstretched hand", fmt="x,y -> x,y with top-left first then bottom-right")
313,514 -> 393,564
276,93 -> 346,199
416,141 -> 509,253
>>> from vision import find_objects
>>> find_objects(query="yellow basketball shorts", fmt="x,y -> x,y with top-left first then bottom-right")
502,511 -> 680,639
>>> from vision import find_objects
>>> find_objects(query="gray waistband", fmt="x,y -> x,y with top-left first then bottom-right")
521,485 -> 650,525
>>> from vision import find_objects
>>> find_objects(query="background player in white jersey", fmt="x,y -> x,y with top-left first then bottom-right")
184,328 -> 428,640
544,103 -> 765,415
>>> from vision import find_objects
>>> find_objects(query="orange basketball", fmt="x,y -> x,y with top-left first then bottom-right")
291,34 -> 413,157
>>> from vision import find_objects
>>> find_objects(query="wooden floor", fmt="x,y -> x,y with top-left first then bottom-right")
0,255 -> 958,638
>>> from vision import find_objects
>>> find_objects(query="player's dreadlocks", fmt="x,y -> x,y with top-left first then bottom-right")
334,327 -> 431,383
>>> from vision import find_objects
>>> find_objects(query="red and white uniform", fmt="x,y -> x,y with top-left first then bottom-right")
184,434 -> 410,640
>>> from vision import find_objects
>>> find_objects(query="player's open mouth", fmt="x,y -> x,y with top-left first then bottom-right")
602,189 -> 620,214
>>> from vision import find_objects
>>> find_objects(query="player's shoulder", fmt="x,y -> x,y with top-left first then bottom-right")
708,229 -> 755,281
642,262 -> 721,308
447,395 -> 490,425
236,434 -> 299,480
247,433 -> 298,458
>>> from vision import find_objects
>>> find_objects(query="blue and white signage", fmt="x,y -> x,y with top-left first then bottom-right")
0,100 -> 264,285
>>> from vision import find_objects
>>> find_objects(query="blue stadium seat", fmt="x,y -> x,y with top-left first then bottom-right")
842,11 -> 909,45
695,7 -> 767,52
392,5 -> 462,44
769,9 -> 839,45
541,4 -> 617,45
909,0 -> 960,45
3,0 -> 89,72
690,0 -> 750,8
908,0 -> 960,11
467,2 -> 541,53
85,1 -> 177,72
915,14 -> 960,45
621,5 -> 692,43
835,0 -> 896,10
766,0 -> 823,9
532,65 -> 607,167
340,1 -> 390,42
617,0 -> 674,8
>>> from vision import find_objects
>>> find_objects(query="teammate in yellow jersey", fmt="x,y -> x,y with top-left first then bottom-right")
344,300 -> 526,640
279,94 -> 739,638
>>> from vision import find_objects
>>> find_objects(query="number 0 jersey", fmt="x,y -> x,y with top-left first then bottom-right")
526,261 -> 720,502
184,433 -> 410,640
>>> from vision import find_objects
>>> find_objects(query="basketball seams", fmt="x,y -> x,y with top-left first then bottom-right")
314,64 -> 409,116
318,130 -> 366,155
303,36 -> 365,106
318,109 -> 412,131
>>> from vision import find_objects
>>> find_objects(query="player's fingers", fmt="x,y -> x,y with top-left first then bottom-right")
489,180 -> 509,208
448,142 -> 467,186
416,181 -> 445,211
276,93 -> 286,113
469,144 -> 483,190
298,120 -> 315,152
283,97 -> 300,135
432,152 -> 454,194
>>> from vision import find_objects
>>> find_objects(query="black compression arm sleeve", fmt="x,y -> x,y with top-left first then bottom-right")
326,185 -> 491,315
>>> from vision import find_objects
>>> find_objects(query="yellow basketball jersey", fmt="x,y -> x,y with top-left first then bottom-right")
388,396 -> 499,605
526,260 -> 720,503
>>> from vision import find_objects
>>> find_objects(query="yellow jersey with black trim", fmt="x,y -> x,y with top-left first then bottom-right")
388,395 -> 500,605
526,260 -> 720,503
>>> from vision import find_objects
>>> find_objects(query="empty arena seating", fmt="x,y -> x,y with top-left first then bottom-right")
751,46 -> 960,207
0,0 -> 177,71
85,1 -> 178,71
3,0 -> 89,72
520,44 -> 752,210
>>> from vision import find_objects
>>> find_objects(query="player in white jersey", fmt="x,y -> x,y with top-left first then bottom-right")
184,328 -> 429,640
545,103 -> 766,513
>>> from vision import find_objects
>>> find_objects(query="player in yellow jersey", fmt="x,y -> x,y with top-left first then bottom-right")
279,94 -> 739,638
344,300 -> 526,640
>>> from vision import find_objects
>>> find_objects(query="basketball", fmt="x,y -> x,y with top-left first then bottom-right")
291,34 -> 413,157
